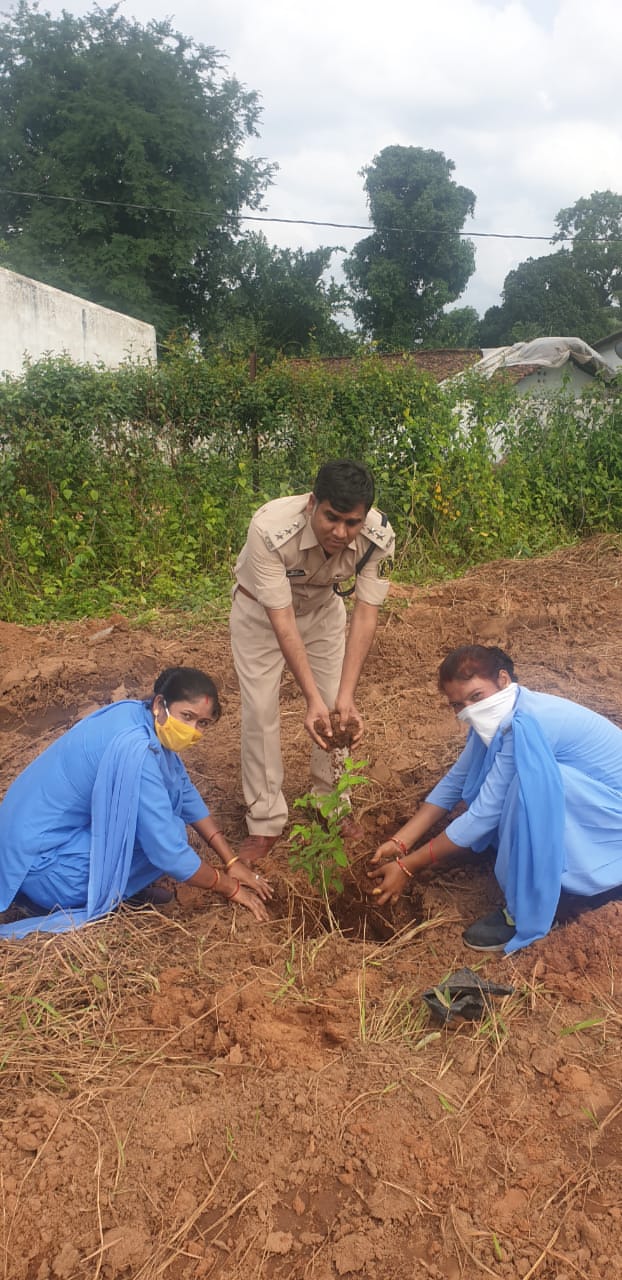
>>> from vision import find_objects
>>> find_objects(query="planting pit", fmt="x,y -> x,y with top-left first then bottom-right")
320,876 -> 425,941
2,536 -> 622,1279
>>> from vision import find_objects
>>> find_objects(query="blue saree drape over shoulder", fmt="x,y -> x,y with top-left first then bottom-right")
0,701 -> 207,940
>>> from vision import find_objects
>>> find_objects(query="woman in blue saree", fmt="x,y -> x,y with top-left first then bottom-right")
0,666 -> 271,938
369,645 -> 622,952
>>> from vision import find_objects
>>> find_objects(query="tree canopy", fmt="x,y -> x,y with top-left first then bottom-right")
554,190 -> 622,310
479,249 -> 616,348
344,146 -> 476,350
212,233 -> 355,360
423,306 -> 481,349
0,1 -> 274,339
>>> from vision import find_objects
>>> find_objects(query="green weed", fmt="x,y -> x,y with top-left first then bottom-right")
225,1125 -> 238,1161
559,1017 -> 605,1036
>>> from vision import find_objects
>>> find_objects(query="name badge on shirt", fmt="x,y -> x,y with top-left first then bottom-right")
285,569 -> 306,578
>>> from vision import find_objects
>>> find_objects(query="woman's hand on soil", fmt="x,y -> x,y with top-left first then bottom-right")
231,884 -> 271,921
367,860 -> 408,905
370,839 -> 403,865
236,862 -> 273,901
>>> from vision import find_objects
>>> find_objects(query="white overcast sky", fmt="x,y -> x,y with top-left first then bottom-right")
44,0 -> 622,317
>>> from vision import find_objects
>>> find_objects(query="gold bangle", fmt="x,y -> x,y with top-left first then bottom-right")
210,867 -> 221,890
224,855 -> 239,870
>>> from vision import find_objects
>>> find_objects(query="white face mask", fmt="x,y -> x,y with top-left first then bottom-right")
457,683 -> 517,746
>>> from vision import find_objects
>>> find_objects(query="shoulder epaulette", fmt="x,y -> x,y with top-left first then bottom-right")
362,514 -> 393,548
333,511 -> 393,598
262,516 -> 305,553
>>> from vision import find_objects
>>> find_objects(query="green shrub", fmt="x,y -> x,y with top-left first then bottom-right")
1,350 -> 621,621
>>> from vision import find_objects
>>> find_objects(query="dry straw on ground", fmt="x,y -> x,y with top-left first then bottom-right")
1,537 -> 622,1278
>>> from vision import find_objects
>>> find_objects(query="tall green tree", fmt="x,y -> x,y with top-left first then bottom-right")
423,306 -> 481,349
554,190 -> 622,310
344,146 -> 476,349
214,233 -> 356,360
479,251 -> 612,346
0,2 -> 274,338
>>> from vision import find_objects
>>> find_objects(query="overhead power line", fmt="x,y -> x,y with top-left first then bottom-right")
2,185 -> 622,244
245,215 -> 558,241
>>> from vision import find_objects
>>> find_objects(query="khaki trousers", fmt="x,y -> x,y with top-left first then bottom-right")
230,590 -> 346,835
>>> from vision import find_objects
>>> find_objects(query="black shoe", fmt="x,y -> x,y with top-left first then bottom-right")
13,892 -> 45,919
126,884 -> 174,908
463,907 -> 516,951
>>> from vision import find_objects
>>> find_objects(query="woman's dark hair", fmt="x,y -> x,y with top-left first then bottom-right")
438,645 -> 516,691
151,668 -> 221,720
313,460 -> 375,513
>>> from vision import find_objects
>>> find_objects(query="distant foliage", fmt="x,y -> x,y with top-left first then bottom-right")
0,348 -> 621,620
480,189 -> 622,346
210,233 -> 356,361
0,2 -> 273,340
478,251 -> 613,347
553,190 -> 622,309
345,146 -> 476,349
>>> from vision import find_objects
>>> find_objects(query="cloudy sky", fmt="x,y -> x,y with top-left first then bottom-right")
45,0 -> 622,318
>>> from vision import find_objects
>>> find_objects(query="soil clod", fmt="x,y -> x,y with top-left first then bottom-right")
314,709 -> 359,749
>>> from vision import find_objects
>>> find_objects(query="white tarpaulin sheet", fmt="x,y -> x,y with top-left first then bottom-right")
474,337 -> 615,380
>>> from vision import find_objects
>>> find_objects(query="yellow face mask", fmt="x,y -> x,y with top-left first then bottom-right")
154,705 -> 202,751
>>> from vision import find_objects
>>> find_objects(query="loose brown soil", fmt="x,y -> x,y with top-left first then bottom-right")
313,712 -> 359,751
1,536 -> 622,1279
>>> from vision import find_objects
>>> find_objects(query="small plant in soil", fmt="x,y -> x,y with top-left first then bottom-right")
288,757 -> 368,895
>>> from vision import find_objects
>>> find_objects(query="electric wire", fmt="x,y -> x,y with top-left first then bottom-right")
1,186 -> 622,245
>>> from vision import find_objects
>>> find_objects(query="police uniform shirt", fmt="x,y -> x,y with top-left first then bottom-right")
234,493 -> 395,612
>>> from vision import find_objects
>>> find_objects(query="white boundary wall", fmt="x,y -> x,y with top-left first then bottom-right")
0,267 -> 157,375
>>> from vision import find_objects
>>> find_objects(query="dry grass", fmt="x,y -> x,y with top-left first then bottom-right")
3,536 -> 622,1276
1,891 -> 622,1278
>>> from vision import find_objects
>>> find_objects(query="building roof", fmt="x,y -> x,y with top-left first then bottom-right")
492,364 -> 542,385
591,329 -> 622,350
289,348 -> 482,382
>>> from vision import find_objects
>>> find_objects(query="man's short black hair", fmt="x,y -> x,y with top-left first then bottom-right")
312,460 -> 375,513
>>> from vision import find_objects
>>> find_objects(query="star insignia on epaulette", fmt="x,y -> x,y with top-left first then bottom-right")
363,523 -> 388,542
274,518 -> 303,542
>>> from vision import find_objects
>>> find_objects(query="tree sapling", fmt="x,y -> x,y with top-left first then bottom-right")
288,757 -> 368,895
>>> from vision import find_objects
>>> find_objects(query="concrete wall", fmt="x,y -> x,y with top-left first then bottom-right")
0,267 -> 157,376
514,364 -> 594,395
593,333 -> 622,371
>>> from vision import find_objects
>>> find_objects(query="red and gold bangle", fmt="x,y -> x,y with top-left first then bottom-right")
429,841 -> 437,864
209,867 -> 221,890
207,830 -> 223,849
395,857 -> 413,879
389,836 -> 408,857
225,878 -> 241,902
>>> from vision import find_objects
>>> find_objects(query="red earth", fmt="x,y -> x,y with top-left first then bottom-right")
1,536 -> 622,1279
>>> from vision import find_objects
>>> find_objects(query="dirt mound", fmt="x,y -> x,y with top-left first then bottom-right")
1,535 -> 622,1278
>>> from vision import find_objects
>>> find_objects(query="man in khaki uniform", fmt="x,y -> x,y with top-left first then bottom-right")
230,459 -> 395,862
